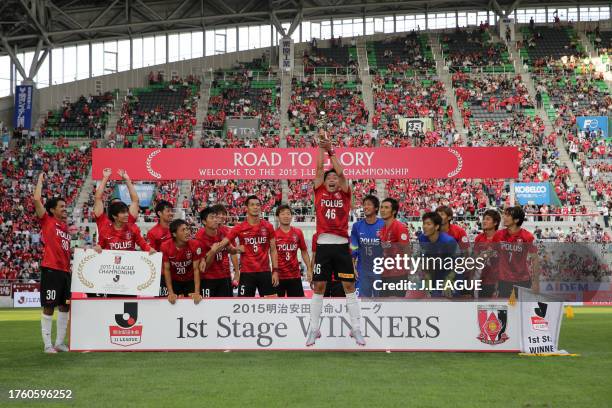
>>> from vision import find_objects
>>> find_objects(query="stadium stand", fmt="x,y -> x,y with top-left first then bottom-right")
367,32 -> 436,75
453,73 -> 534,125
520,26 -> 586,72
303,41 -> 359,75
372,75 -> 456,146
202,68 -> 280,147
534,73 -> 611,212
441,28 -> 514,72
1,142 -> 91,281
113,78 -> 200,148
42,93 -> 114,139
190,179 -> 282,222
587,25 -> 612,53
287,77 -> 368,147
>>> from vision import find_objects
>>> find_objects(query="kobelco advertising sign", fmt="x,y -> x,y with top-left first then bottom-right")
514,183 -> 552,205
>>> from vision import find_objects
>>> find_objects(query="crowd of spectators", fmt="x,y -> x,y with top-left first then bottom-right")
441,28 -> 508,70
204,70 -> 279,131
190,179 -> 282,222
202,69 -> 280,149
112,77 -> 200,148
41,92 -> 114,139
370,31 -> 435,74
453,73 -> 532,127
287,77 -> 368,147
1,142 -> 91,281
372,75 -> 458,146
535,73 -> 612,218
302,41 -> 358,75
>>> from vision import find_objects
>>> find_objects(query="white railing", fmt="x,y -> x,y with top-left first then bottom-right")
213,70 -> 278,82
296,66 -> 359,81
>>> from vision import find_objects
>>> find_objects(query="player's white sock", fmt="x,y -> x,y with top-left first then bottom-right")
55,311 -> 69,346
309,293 -> 324,331
41,313 -> 53,349
346,292 -> 362,332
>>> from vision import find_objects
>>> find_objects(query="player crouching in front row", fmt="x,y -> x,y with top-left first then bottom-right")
161,219 -> 203,305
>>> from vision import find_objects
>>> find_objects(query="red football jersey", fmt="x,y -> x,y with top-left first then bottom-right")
474,232 -> 498,285
226,220 -> 275,273
275,227 -> 307,279
492,228 -> 536,282
97,212 -> 137,226
161,239 -> 202,282
196,228 -> 230,280
380,219 -> 410,244
218,225 -> 233,274
447,224 -> 469,250
379,219 -> 410,277
39,213 -> 71,272
147,223 -> 171,251
96,216 -> 151,251
314,184 -> 351,239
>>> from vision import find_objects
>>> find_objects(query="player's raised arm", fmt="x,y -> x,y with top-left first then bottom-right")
328,151 -> 348,193
33,173 -> 46,219
118,169 -> 139,219
314,142 -> 327,189
94,167 -> 112,218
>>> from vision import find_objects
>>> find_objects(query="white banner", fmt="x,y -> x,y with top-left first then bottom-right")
13,291 -> 41,308
71,249 -> 162,297
398,117 -> 432,135
518,287 -> 564,354
279,37 -> 294,72
70,298 -> 521,352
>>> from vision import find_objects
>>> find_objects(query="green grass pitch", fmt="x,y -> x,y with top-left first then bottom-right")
0,307 -> 611,408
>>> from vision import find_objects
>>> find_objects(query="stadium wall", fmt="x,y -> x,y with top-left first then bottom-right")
0,33 -> 370,125
1,19 -> 610,127
0,31 -> 412,125
0,97 -> 13,129
0,46 -> 270,124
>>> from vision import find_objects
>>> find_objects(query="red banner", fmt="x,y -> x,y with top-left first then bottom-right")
92,147 -> 519,180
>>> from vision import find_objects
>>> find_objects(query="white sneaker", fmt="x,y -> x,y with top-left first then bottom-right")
305,329 -> 321,347
44,346 -> 58,354
55,344 -> 69,352
350,329 -> 366,346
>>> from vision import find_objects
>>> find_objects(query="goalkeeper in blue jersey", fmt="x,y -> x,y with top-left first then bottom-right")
350,195 -> 384,297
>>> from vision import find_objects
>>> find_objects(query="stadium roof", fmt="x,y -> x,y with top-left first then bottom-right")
0,0 -> 608,54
